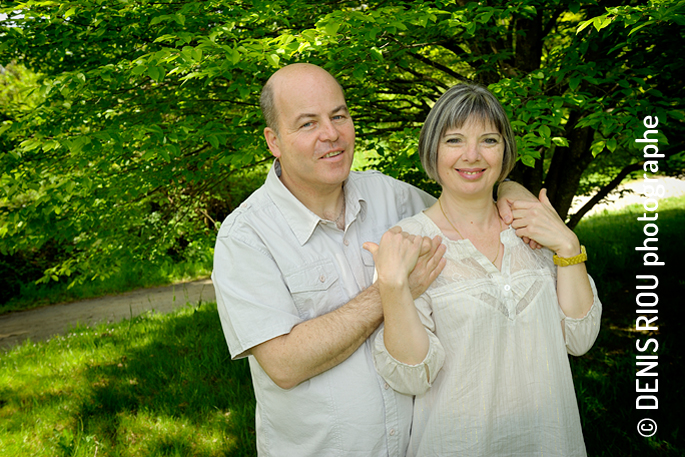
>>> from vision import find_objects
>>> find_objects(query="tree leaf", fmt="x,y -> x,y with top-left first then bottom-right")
324,20 -> 340,35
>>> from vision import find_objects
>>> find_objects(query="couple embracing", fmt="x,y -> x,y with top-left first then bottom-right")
212,63 -> 601,457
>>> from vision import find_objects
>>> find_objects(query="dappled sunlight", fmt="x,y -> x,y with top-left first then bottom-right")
0,303 -> 256,456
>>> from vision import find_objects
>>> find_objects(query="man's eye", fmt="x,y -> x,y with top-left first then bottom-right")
301,122 -> 314,128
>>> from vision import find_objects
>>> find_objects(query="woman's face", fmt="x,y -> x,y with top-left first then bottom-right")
437,118 -> 504,200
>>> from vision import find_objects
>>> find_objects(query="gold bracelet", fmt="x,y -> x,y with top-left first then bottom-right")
553,245 -> 587,267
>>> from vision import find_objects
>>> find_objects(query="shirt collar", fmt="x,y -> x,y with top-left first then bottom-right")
265,159 -> 366,245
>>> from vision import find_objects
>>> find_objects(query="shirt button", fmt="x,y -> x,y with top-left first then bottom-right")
389,429 -> 396,436
504,284 -> 511,291
384,383 -> 390,390
319,275 -> 325,283
343,239 -> 350,246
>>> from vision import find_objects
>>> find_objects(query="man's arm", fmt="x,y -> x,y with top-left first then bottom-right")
251,236 -> 445,390
250,283 -> 382,389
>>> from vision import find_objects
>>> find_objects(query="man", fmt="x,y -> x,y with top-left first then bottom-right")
212,63 -> 530,456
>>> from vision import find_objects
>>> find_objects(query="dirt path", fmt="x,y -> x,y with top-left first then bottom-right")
0,279 -> 215,352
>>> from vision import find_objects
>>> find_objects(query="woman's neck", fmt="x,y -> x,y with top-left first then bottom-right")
438,190 -> 500,230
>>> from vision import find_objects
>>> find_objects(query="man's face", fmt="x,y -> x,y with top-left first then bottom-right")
264,67 -> 355,197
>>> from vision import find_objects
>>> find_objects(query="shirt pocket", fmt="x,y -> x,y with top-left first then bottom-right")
284,259 -> 341,320
361,228 -> 386,268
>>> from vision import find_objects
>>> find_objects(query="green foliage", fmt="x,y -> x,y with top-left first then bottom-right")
1,0 -> 683,283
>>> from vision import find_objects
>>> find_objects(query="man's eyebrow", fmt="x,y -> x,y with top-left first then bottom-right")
293,105 -> 349,125
293,113 -> 317,125
331,105 -> 348,115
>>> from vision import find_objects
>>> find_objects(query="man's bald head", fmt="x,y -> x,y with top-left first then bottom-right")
260,63 -> 345,135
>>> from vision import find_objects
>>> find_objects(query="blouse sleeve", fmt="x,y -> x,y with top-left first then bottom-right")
372,292 -> 446,395
560,274 -> 602,356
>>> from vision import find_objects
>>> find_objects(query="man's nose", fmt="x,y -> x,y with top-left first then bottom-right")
318,118 -> 339,142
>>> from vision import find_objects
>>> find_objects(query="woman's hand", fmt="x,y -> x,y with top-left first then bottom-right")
363,226 -> 424,288
510,189 -> 580,257
512,188 -> 594,321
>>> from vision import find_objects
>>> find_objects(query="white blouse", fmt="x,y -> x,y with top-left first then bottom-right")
373,212 -> 602,457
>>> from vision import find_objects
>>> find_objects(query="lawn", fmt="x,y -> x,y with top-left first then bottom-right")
1,195 -> 683,456
0,304 -> 255,456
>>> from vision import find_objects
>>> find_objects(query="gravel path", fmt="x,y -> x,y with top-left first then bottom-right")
0,278 -> 215,352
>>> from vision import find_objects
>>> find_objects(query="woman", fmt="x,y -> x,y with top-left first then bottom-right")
364,84 -> 602,456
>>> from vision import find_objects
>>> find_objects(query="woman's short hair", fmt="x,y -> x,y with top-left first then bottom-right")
419,83 -> 517,185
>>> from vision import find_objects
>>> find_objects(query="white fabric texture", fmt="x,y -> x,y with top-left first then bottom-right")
213,160 -> 436,457
373,211 -> 602,457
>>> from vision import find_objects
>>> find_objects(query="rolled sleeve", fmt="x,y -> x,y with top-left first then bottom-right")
372,293 -> 445,395
373,325 -> 444,395
561,275 -> 603,356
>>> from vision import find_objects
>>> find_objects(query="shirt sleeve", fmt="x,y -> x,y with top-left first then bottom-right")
372,292 -> 446,395
213,228 -> 303,360
560,274 -> 602,356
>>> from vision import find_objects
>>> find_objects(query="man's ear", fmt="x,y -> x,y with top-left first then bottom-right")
264,127 -> 281,158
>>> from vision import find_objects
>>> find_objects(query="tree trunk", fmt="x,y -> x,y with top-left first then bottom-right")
544,111 -> 596,221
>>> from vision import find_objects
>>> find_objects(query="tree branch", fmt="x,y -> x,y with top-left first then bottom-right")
566,161 -> 644,229
410,52 -> 474,83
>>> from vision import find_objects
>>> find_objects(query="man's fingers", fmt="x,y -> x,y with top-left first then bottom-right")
418,236 -> 433,256
496,198 -> 514,225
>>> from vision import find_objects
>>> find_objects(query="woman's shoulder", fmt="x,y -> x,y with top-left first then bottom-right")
395,211 -> 440,237
503,228 -> 556,271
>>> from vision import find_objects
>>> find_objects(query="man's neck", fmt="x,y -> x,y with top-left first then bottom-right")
278,170 -> 345,222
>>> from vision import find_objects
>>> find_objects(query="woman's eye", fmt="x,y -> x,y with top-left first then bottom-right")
446,137 -> 462,144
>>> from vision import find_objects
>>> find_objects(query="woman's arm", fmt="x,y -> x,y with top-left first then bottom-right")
509,189 -> 594,319
363,227 -> 440,364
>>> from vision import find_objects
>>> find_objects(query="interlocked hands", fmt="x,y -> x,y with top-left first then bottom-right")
364,227 -> 446,299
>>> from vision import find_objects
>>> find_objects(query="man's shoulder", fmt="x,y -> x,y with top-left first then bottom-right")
347,170 -> 417,195
216,184 -> 273,240
349,169 -> 404,185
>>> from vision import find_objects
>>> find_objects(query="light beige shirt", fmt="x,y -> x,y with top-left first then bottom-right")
213,160 -> 435,457
373,211 -> 602,457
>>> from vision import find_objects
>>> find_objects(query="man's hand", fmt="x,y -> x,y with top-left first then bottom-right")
496,181 -> 542,249
407,234 -> 446,298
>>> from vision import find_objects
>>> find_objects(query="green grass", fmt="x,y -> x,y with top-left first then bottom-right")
1,257 -> 212,315
1,195 -> 683,456
0,302 -> 256,456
